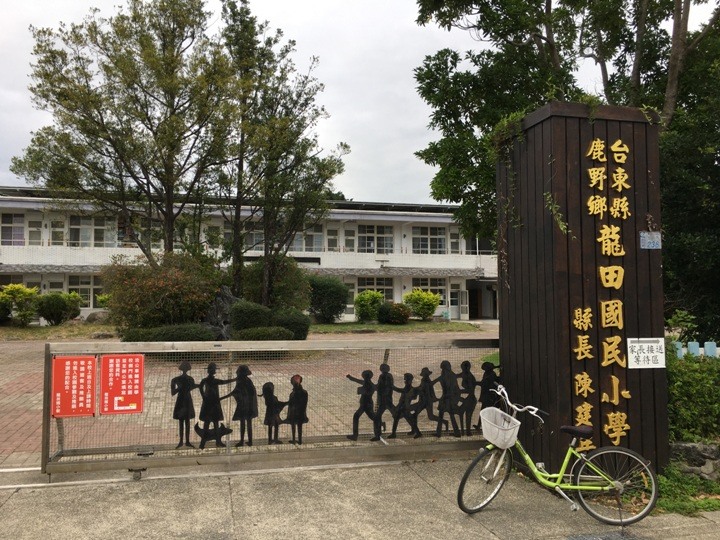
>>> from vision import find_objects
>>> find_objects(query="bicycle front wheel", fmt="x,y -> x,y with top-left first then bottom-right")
573,446 -> 658,525
457,447 -> 512,514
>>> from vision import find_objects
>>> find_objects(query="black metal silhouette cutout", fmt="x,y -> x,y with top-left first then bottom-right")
374,363 -> 395,437
222,364 -> 258,447
346,369 -> 380,441
412,367 -> 448,433
479,361 -> 501,410
388,372 -> 420,438
198,362 -> 233,448
458,360 -> 478,436
170,360 -> 198,448
433,360 -> 462,437
285,374 -> 308,444
259,381 -> 287,445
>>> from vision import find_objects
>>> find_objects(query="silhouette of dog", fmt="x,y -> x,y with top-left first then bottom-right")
194,422 -> 233,446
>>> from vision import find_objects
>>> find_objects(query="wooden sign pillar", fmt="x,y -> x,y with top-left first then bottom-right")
497,102 -> 669,472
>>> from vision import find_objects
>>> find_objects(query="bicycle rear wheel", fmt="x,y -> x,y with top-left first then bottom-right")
457,447 -> 512,514
573,446 -> 658,525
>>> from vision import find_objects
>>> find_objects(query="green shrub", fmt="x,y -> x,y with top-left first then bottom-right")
121,323 -> 217,342
0,294 -> 12,324
354,290 -> 385,323
100,253 -> 221,329
243,255 -> 311,310
232,326 -> 294,341
0,284 -> 39,327
229,299 -> 272,331
403,289 -> 442,321
272,308 -> 311,340
308,275 -> 349,323
36,292 -> 83,326
377,302 -> 411,325
667,342 -> 720,441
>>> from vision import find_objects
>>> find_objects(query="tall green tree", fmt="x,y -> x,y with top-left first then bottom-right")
660,31 -> 720,340
415,1 -> 720,237
415,1 -> 720,336
219,0 -> 348,303
11,0 -> 236,265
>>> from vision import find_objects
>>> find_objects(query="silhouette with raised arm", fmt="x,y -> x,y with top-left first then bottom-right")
434,360 -> 462,437
171,360 -> 198,448
413,367 -> 448,432
387,372 -> 420,438
458,360 -> 478,436
374,363 -> 395,436
222,364 -> 258,447
346,369 -> 380,441
259,381 -> 287,445
197,362 -> 233,449
285,374 -> 308,444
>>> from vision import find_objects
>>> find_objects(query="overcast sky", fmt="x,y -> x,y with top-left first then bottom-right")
0,0 -> 487,204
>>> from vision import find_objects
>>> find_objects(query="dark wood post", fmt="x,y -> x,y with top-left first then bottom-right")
498,102 -> 669,471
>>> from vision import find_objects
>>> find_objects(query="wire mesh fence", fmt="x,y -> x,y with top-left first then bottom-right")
43,340 -> 498,472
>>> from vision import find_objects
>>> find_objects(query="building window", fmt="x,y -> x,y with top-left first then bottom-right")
304,224 -> 323,252
358,277 -> 394,301
450,231 -> 460,254
412,226 -> 446,254
69,216 -> 113,247
0,275 -> 23,286
69,275 -> 103,308
244,222 -> 264,251
344,229 -> 355,252
358,225 -> 393,254
344,281 -> 355,314
326,228 -> 339,252
50,220 -> 65,246
412,277 -> 447,304
1,213 -> 25,246
450,283 -> 460,306
28,220 -> 43,246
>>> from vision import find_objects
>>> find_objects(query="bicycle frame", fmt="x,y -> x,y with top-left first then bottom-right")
484,439 -> 614,493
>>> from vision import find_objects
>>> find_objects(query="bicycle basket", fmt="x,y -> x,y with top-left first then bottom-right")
480,407 -> 521,449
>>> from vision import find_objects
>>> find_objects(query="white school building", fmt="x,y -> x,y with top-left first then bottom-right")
0,186 -> 498,321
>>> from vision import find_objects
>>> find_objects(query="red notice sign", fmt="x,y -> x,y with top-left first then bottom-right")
100,354 -> 144,415
52,356 -> 97,418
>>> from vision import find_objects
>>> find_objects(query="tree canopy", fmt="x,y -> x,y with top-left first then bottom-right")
415,0 -> 720,337
12,0 -> 347,306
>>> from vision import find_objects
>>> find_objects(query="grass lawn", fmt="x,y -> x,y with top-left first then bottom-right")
0,319 -> 486,341
310,320 -> 483,334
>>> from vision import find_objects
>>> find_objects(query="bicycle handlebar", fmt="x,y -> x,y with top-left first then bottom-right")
491,384 -> 548,423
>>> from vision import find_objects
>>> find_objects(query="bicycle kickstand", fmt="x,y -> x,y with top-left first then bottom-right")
554,486 -> 579,512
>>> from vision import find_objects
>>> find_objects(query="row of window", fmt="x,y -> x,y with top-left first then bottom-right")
0,273 -> 465,311
0,274 -> 103,308
2,213 -> 465,255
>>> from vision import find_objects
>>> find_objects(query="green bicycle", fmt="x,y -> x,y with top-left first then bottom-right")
458,384 -> 658,526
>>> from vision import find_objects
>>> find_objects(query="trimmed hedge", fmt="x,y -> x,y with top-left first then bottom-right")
121,324 -> 217,342
232,326 -> 294,341
229,299 -> 272,331
377,302 -> 411,325
354,290 -> 384,322
273,308 -> 311,340
36,292 -> 83,326
667,343 -> 720,441
309,275 -> 349,323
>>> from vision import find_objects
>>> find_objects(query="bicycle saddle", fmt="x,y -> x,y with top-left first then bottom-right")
560,425 -> 593,438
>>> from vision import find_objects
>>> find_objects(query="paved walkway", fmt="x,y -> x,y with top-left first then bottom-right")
2,323 -> 718,539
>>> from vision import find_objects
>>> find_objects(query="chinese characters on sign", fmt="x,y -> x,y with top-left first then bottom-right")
51,356 -> 96,418
100,354 -> 144,415
627,338 -> 666,369
572,137 -> 635,450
